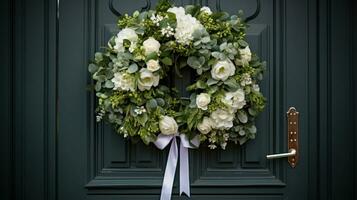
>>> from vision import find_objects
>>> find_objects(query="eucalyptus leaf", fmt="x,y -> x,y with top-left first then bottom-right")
94,81 -> 102,91
224,78 -> 239,89
238,40 -> 248,47
127,63 -> 138,73
156,98 -> 165,106
88,63 -> 98,73
104,80 -> 114,88
146,99 -> 158,110
207,78 -> 219,86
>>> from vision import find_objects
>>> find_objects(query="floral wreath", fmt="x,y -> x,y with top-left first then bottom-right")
88,1 -> 266,198
89,0 -> 266,150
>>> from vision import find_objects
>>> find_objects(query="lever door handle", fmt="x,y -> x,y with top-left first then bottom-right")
266,107 -> 299,167
266,148 -> 296,159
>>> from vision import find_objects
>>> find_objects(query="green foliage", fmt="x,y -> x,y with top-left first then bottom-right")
88,1 -> 267,149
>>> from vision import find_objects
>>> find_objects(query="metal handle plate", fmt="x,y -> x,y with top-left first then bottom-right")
266,107 -> 299,168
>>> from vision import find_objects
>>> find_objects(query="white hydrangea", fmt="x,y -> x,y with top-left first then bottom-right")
168,6 -> 204,45
111,72 -> 135,91
114,28 -> 138,53
221,89 -> 246,112
200,6 -> 212,15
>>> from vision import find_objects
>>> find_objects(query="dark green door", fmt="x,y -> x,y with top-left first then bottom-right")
60,0 -> 315,199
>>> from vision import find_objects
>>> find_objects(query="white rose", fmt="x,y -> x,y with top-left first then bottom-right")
221,89 -> 246,112
146,59 -> 161,72
236,46 -> 252,66
196,93 -> 211,110
111,72 -> 135,91
143,37 -> 161,55
197,117 -> 213,134
200,6 -> 212,15
137,68 -> 160,91
211,59 -> 236,81
210,109 -> 234,130
114,28 -> 138,53
159,116 -> 178,135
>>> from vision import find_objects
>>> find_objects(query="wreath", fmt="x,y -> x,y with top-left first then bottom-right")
88,0 -> 266,150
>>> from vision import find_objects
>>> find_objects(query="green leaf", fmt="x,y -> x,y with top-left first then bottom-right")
207,78 -> 219,86
185,5 -> 200,16
224,78 -> 239,89
156,98 -> 165,107
238,40 -> 248,47
146,52 -> 158,61
127,63 -> 138,73
146,99 -> 158,111
196,80 -> 207,89
137,113 -> 148,126
161,57 -> 173,65
88,63 -> 98,73
95,81 -> 102,91
187,56 -> 205,68
104,80 -> 114,88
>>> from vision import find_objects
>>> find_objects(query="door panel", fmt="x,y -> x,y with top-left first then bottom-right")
57,0 -> 312,199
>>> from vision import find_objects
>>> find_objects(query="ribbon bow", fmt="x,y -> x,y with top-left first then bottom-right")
154,133 -> 200,200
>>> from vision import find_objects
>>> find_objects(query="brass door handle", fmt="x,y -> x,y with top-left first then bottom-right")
266,148 -> 296,159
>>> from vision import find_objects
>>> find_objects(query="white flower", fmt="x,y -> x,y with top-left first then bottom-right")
236,46 -> 252,66
252,84 -> 260,92
211,59 -> 236,81
111,72 -> 135,91
208,144 -> 217,149
114,28 -> 138,53
241,73 -> 252,86
200,6 -> 212,15
210,109 -> 234,130
221,89 -> 246,112
146,59 -> 161,72
137,68 -> 160,91
168,6 -> 204,45
143,37 -> 161,55
167,7 -> 186,18
134,106 -> 147,115
159,116 -> 178,135
197,117 -> 213,134
161,26 -> 175,37
196,93 -> 211,110
150,14 -> 164,26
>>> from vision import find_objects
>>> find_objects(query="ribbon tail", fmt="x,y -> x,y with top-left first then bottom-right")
179,143 -> 190,197
160,137 -> 178,200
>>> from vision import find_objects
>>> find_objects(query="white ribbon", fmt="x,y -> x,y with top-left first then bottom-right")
154,133 -> 200,200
